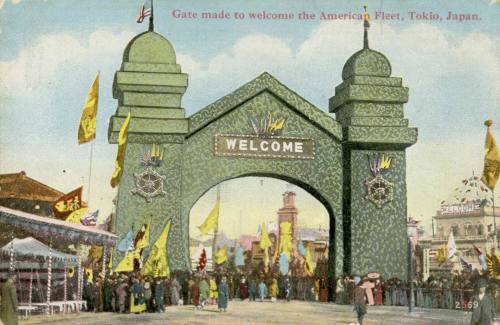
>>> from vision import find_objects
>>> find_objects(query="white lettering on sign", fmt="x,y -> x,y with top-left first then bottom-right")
440,201 -> 481,215
226,138 -> 237,150
215,134 -> 315,160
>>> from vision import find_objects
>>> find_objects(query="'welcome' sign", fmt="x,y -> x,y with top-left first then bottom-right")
214,134 -> 315,160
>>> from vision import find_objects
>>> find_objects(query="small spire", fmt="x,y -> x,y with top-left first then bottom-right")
363,5 -> 370,49
149,0 -> 154,32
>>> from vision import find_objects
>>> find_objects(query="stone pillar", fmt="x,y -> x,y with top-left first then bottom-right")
331,47 -> 417,279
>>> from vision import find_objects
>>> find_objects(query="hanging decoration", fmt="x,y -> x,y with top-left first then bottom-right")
364,153 -> 394,208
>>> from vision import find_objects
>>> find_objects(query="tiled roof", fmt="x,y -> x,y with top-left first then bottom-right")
0,171 -> 64,202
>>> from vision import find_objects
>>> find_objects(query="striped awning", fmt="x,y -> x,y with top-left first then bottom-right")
0,206 -> 117,246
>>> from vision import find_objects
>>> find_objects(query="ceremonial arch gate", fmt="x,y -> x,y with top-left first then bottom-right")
108,30 -> 417,286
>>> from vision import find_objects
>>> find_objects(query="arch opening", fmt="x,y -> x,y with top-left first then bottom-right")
187,175 -> 335,302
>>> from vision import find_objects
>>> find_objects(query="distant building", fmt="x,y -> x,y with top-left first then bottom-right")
0,171 -> 64,217
278,191 -> 299,252
418,175 -> 498,273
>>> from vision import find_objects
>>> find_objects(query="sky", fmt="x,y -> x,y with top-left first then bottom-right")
0,0 -> 499,237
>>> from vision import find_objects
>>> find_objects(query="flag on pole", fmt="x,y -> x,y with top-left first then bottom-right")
117,230 -> 134,252
481,120 -> 500,190
78,72 -> 99,144
234,246 -> 245,267
259,223 -> 273,266
136,0 -> 152,23
436,244 -> 447,266
214,246 -> 227,265
279,222 -> 293,260
447,231 -> 457,260
53,187 -> 83,220
304,245 -> 314,276
298,240 -> 306,257
84,268 -> 93,282
142,221 -> 171,277
135,224 -> 150,250
110,112 -> 131,188
279,253 -> 289,275
198,200 -> 220,235
81,209 -> 99,226
115,249 -> 141,273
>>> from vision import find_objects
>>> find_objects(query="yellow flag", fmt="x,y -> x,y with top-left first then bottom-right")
108,248 -> 113,271
115,249 -> 141,273
198,200 -> 220,235
65,208 -> 88,224
214,246 -> 227,265
259,223 -> 273,265
78,73 -> 99,144
110,112 -> 131,188
481,120 -> 500,190
304,245 -> 314,276
279,222 -> 293,260
89,246 -> 103,260
436,244 -> 447,266
142,221 -> 171,277
135,224 -> 150,250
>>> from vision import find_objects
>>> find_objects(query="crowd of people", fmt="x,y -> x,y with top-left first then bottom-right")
74,267 -> 500,317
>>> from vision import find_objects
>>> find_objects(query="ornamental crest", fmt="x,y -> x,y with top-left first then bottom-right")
131,167 -> 166,203
364,153 -> 394,208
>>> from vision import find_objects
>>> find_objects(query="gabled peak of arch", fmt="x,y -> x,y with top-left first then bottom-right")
188,72 -> 342,141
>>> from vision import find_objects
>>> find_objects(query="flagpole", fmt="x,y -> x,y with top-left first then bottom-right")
493,189 -> 497,248
212,185 -> 220,270
87,141 -> 94,206
149,0 -> 154,32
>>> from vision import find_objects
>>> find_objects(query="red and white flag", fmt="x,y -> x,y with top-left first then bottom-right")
136,0 -> 152,23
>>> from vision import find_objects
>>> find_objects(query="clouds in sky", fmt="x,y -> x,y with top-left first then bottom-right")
0,18 -> 498,230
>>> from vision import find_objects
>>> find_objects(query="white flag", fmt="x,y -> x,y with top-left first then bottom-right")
447,231 -> 457,259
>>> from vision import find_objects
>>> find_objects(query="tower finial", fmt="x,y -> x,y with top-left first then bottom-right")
149,0 -> 154,32
363,4 -> 370,49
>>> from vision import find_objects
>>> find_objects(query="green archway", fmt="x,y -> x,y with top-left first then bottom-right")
108,29 -> 417,285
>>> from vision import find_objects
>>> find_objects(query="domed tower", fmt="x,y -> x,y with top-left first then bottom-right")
108,21 -> 189,269
330,9 -> 417,279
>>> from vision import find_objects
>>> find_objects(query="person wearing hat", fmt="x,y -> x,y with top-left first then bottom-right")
0,273 -> 18,325
470,278 -> 495,325
352,276 -> 367,325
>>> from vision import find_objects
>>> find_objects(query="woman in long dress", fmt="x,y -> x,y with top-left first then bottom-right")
130,277 -> 146,314
360,277 -> 375,305
209,277 -> 218,305
170,277 -> 181,306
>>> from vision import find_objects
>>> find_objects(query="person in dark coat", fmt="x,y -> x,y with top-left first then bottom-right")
93,277 -> 103,312
191,278 -> 201,309
218,276 -> 229,312
83,277 -> 94,312
153,278 -> 165,313
1,274 -> 18,325
239,277 -> 249,300
103,277 -> 113,312
470,278 -> 496,325
352,276 -> 367,325
249,278 -> 257,302
182,277 -> 190,306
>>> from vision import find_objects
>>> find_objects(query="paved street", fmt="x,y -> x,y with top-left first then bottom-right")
21,301 -> 474,325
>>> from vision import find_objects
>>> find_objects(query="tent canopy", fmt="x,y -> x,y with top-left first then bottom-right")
1,237 -> 77,262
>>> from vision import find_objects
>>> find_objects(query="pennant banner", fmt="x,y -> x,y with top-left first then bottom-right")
198,200 -> 220,235
110,112 -> 131,188
142,221 -> 171,277
78,72 -> 99,145
53,187 -> 83,220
